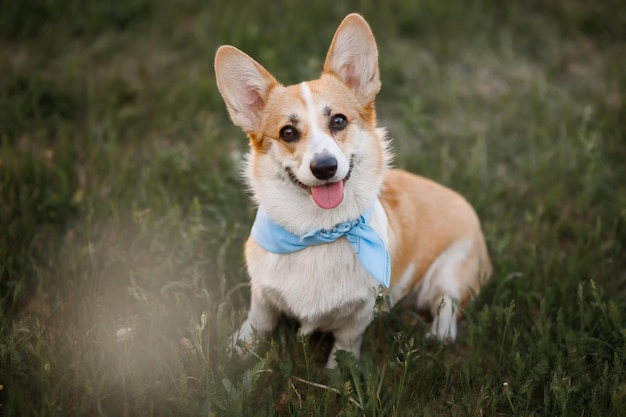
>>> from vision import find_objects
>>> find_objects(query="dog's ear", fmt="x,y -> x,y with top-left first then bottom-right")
215,46 -> 279,133
323,14 -> 380,105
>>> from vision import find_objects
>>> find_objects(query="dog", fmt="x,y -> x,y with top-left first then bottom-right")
214,13 -> 492,369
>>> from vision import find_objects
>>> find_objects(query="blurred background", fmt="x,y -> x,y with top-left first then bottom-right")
1,0 -> 625,416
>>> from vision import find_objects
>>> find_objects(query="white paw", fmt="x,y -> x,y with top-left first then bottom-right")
425,328 -> 455,343
428,296 -> 458,342
228,323 -> 257,358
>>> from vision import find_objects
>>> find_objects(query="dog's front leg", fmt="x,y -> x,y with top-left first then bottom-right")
230,290 -> 278,356
325,302 -> 375,369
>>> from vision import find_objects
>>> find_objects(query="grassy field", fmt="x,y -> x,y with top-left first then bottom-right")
1,0 -> 625,415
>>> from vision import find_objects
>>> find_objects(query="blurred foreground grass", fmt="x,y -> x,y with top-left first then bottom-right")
1,0 -> 625,416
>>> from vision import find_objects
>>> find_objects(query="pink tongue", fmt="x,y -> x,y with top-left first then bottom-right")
311,181 -> 344,209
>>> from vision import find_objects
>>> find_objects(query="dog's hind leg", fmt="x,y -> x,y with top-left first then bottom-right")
416,236 -> 484,341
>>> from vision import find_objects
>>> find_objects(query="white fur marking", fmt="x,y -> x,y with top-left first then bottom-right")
297,82 -> 349,183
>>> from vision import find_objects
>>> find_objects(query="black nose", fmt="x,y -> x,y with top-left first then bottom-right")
310,155 -> 338,180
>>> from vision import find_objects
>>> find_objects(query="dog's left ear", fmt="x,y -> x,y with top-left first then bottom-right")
323,14 -> 381,105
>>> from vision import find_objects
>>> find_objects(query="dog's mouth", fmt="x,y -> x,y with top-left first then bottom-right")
286,158 -> 354,209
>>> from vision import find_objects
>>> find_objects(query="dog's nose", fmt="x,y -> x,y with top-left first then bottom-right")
310,155 -> 338,180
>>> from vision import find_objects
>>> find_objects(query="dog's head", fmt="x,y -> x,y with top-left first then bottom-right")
215,14 -> 391,232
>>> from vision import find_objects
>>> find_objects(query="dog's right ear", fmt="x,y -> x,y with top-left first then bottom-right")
215,46 -> 279,133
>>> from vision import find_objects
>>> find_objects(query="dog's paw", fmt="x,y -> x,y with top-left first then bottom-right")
425,330 -> 454,344
426,317 -> 457,343
227,323 -> 260,359
227,337 -> 254,359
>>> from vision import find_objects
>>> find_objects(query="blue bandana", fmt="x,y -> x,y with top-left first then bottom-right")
250,207 -> 390,287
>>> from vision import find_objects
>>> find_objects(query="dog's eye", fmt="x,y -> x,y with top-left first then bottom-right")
279,125 -> 300,142
330,114 -> 348,132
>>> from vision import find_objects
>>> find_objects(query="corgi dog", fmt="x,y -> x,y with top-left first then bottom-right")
215,13 -> 491,369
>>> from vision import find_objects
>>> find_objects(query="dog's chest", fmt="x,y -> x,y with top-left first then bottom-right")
247,238 -> 377,329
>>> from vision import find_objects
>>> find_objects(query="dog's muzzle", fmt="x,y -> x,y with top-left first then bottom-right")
286,157 -> 354,192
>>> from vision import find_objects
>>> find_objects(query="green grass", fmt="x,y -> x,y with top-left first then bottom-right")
1,0 -> 625,415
